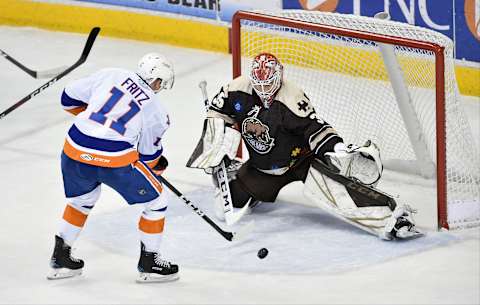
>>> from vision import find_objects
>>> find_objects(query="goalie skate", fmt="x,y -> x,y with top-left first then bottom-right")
385,205 -> 424,240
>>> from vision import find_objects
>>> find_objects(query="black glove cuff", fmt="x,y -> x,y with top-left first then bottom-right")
152,155 -> 168,171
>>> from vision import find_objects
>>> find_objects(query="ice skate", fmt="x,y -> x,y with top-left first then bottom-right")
136,242 -> 179,283
385,205 -> 424,240
47,235 -> 84,280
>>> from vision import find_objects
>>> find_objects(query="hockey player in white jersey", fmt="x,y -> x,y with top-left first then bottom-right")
48,53 -> 178,282
187,52 -> 423,241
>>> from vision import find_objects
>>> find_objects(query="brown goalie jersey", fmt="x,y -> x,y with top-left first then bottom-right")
208,75 -> 343,174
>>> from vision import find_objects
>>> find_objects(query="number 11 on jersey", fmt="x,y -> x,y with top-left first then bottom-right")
89,87 -> 140,135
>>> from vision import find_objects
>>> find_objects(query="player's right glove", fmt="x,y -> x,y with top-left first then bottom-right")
152,155 -> 168,176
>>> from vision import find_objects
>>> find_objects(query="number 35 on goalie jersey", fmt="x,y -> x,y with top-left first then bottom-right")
60,68 -> 170,168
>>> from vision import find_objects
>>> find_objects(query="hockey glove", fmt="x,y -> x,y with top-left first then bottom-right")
324,140 -> 383,186
152,155 -> 168,176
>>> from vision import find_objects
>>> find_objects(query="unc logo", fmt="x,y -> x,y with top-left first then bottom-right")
298,0 -> 338,11
80,154 -> 94,161
465,0 -> 480,40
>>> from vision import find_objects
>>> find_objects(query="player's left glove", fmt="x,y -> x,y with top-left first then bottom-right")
152,155 -> 168,176
324,140 -> 383,186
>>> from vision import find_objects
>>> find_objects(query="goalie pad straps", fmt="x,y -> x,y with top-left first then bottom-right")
324,141 -> 383,186
186,117 -> 241,169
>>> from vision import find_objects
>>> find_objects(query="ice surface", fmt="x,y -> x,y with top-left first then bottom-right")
0,26 -> 478,304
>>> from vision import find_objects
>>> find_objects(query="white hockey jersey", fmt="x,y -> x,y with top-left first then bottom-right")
61,68 -> 170,168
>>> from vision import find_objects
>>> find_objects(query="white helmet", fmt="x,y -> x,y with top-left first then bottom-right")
137,53 -> 174,92
249,52 -> 283,108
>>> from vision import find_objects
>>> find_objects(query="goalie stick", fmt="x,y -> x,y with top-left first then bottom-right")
198,80 -> 252,226
0,48 -> 68,79
156,175 -> 254,242
0,27 -> 101,121
311,158 -> 397,211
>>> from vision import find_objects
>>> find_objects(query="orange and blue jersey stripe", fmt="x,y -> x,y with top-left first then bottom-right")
140,148 -> 163,169
63,124 -> 139,168
61,90 -> 88,115
133,161 -> 163,194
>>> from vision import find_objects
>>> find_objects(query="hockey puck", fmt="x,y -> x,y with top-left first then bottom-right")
257,248 -> 268,259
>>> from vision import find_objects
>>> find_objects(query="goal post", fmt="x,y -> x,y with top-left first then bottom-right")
231,10 -> 479,230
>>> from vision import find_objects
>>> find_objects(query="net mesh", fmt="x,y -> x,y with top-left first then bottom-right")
236,10 -> 479,228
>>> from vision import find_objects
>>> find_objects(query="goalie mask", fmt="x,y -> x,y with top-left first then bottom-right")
137,53 -> 175,93
249,53 -> 283,108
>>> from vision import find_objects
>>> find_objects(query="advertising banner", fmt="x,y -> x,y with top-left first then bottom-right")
76,0 -> 281,23
282,0 -> 480,63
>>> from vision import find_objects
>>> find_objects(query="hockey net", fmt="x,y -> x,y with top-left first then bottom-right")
231,10 -> 479,230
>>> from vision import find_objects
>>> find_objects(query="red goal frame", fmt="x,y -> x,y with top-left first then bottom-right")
231,10 -> 448,229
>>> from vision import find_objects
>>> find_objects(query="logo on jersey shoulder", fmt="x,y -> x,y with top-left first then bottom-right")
234,100 -> 242,112
242,106 -> 275,154
80,154 -> 94,161
210,88 -> 226,109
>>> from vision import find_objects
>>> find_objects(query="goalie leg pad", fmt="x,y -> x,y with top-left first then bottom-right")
304,165 -> 392,237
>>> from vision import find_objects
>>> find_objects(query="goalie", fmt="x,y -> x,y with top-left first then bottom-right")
187,52 -> 422,240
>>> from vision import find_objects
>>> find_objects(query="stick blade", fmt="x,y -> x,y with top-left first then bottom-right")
36,66 -> 69,78
231,220 -> 255,242
225,201 -> 251,226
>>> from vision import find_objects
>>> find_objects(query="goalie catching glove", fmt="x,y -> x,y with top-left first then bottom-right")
324,140 -> 383,186
186,117 -> 241,171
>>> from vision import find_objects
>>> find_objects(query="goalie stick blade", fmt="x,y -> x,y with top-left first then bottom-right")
231,220 -> 255,242
225,199 -> 252,226
0,27 -> 101,121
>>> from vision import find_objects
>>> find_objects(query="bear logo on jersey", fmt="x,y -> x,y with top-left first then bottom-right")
80,154 -> 94,161
242,106 -> 275,154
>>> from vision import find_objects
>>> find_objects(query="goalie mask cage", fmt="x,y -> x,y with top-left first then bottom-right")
231,10 -> 480,230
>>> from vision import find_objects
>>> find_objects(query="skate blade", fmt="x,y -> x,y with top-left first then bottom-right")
396,228 -> 425,240
47,268 -> 82,280
136,272 -> 179,283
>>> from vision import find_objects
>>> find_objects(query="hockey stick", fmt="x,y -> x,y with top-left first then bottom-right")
311,158 -> 397,210
0,27 -> 101,121
198,80 -> 252,226
156,175 -> 254,242
0,48 -> 68,79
